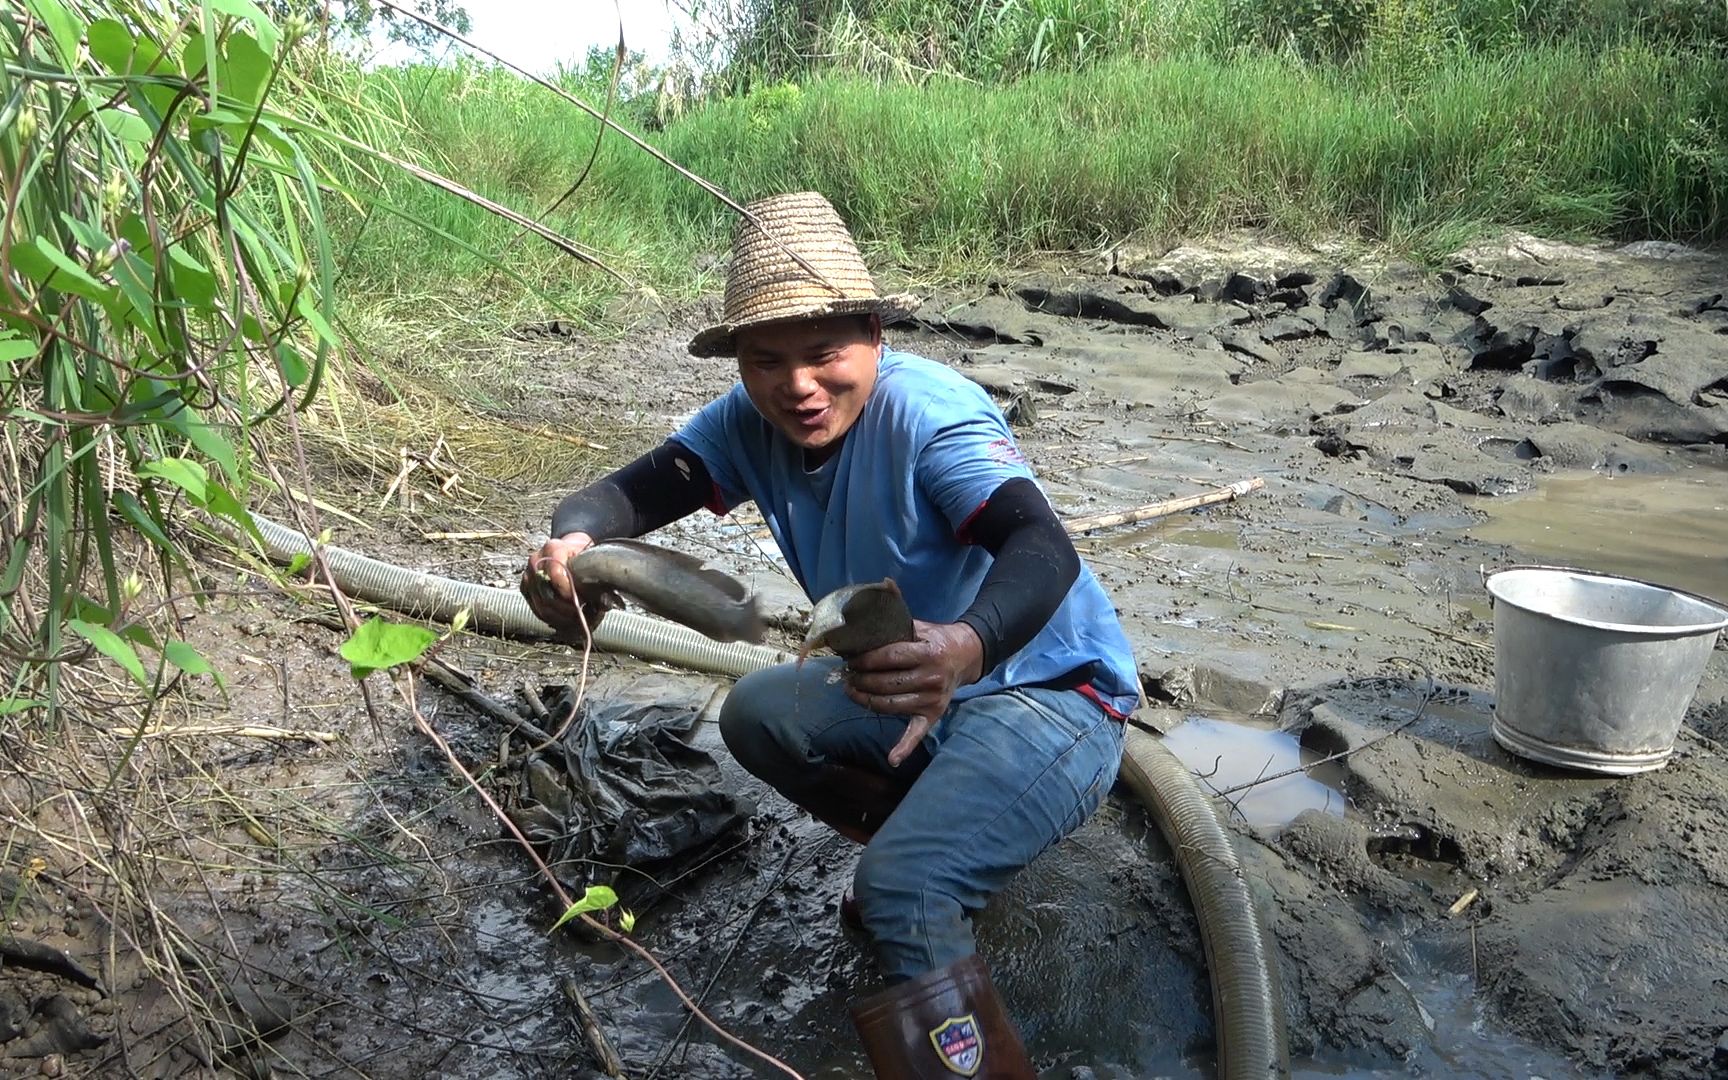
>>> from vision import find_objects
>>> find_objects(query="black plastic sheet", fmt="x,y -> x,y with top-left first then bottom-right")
506,673 -> 755,901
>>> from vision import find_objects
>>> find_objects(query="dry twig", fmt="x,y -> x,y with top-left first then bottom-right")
563,977 -> 627,1077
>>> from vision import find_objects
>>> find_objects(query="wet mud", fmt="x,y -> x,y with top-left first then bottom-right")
9,232 -> 1728,1078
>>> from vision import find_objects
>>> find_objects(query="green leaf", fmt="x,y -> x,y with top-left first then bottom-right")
118,214 -> 155,260
219,30 -> 272,107
59,213 -> 112,253
111,253 -> 166,350
181,31 -> 212,82
112,490 -> 175,552
67,597 -> 159,650
550,885 -> 620,933
68,618 -> 149,686
163,641 -> 211,676
137,457 -> 209,504
98,108 -> 153,145
164,640 -> 225,690
202,481 -> 261,544
185,421 -> 241,483
0,699 -> 45,717
295,291 -> 339,349
86,18 -> 135,74
276,340 -> 307,387
166,247 -> 218,307
24,0 -> 81,66
193,109 -> 248,127
207,0 -> 280,54
249,118 -> 296,159
0,333 -> 37,366
338,618 -> 439,679
11,238 -> 117,306
285,552 -> 310,576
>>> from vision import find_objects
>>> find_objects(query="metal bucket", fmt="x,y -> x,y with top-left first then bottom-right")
1486,566 -> 1728,775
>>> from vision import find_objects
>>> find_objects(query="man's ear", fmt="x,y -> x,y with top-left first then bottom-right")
867,312 -> 883,346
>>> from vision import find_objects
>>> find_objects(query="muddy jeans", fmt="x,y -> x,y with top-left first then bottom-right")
718,656 -> 1125,984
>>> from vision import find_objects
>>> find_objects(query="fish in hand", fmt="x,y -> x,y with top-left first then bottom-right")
798,578 -> 915,666
564,538 -> 767,644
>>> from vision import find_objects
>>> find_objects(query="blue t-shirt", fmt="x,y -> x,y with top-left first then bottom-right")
671,346 -> 1141,716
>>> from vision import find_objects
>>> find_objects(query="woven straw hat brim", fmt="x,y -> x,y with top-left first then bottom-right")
686,189 -> 920,358
687,293 -> 921,359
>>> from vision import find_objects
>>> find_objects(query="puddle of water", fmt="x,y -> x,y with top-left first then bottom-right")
1388,939 -> 1612,1080
1095,518 -> 1242,551
1165,525 -> 1243,550
1159,712 -> 1349,829
1467,470 -> 1728,604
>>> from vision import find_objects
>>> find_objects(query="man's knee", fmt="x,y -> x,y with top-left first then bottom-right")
856,840 -> 967,924
718,666 -> 797,774
716,671 -> 769,763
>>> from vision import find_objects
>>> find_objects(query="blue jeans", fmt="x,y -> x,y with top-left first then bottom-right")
719,657 -> 1125,984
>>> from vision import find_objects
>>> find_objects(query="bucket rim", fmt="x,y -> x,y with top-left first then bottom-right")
1485,563 -> 1728,637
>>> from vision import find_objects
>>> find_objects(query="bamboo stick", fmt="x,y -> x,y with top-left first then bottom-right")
1063,478 -> 1265,536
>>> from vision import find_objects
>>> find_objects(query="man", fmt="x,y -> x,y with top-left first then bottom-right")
522,191 -> 1139,1078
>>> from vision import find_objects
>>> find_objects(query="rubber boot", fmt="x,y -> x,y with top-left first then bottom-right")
849,953 -> 1036,1079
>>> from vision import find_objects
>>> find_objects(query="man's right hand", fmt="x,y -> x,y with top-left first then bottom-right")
520,532 -> 599,633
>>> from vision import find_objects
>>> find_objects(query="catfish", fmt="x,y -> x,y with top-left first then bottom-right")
564,538 -> 767,644
798,577 -> 914,666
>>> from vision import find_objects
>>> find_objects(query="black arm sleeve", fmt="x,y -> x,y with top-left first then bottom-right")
548,439 -> 715,542
955,476 -> 1081,675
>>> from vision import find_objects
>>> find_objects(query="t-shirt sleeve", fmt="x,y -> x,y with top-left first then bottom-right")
912,386 -> 1040,540
668,387 -> 752,515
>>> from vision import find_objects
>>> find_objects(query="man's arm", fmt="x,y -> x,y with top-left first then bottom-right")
522,439 -> 716,630
954,476 -> 1079,676
548,439 -> 716,542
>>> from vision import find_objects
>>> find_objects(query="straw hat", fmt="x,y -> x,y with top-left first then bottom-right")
687,191 -> 920,359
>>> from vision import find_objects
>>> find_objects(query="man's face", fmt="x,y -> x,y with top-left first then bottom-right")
735,314 -> 881,456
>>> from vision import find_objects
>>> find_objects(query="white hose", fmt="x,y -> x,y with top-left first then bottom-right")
248,513 -> 794,679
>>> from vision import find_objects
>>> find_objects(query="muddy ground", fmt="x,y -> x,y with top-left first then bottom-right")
4,231 -> 1728,1079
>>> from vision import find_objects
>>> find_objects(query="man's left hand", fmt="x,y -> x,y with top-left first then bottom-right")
843,621 -> 984,767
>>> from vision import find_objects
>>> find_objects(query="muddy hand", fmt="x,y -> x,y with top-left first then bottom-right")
520,532 -> 596,632
843,620 -> 985,767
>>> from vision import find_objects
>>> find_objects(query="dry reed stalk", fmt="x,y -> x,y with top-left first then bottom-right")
1063,477 -> 1266,535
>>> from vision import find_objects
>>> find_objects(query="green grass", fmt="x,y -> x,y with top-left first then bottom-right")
690,0 -> 1728,85
327,38 -> 1727,340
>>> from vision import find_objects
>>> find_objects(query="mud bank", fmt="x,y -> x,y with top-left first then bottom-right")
7,232 -> 1728,1079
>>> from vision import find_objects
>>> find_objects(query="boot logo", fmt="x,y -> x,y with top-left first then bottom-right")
928,1015 -> 983,1076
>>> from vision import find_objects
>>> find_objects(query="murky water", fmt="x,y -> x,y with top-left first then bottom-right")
1376,934 -> 1613,1080
1468,470 -> 1728,604
1091,518 -> 1243,552
1159,712 -> 1350,829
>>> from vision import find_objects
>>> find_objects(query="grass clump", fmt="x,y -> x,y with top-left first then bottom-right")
343,38 -> 1725,322
691,0 -> 1728,83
